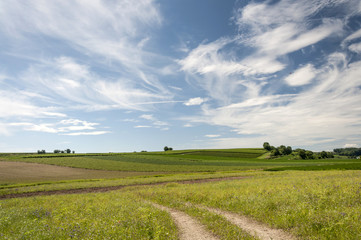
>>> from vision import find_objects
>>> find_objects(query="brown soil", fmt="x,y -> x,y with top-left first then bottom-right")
0,176 -> 246,200
0,161 -> 165,182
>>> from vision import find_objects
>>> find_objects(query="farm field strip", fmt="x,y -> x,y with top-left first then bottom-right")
0,161 -> 163,184
0,176 -> 248,199
0,171 -> 254,197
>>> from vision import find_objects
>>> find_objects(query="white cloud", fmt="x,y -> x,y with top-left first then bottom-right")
134,125 -> 152,128
7,118 -> 105,136
18,57 -> 172,112
140,114 -> 155,120
138,114 -> 169,128
184,97 -> 207,106
205,134 -> 220,138
0,0 -> 162,68
343,143 -> 358,148
62,131 -> 110,136
349,42 -> 361,54
285,64 -> 317,86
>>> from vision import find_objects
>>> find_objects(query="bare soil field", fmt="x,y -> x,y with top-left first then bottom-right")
0,161 -> 163,183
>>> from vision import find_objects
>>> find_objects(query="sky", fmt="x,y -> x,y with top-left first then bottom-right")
0,0 -> 361,153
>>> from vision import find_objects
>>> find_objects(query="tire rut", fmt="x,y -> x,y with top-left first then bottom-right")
201,206 -> 296,240
152,203 -> 219,240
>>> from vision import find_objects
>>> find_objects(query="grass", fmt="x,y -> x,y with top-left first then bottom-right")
0,191 -> 177,239
266,162 -> 361,171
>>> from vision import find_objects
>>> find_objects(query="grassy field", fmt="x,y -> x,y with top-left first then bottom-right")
134,170 -> 361,239
2,148 -> 360,173
1,170 -> 361,239
1,148 -> 361,239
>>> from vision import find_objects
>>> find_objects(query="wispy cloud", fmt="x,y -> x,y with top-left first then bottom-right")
205,134 -> 220,138
184,97 -> 207,106
284,64 -> 317,86
139,114 -> 169,129
8,118 -> 108,136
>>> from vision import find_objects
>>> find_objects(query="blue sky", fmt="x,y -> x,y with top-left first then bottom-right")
1,0 -> 361,153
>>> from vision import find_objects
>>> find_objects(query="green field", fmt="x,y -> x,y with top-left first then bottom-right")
1,148 -> 361,239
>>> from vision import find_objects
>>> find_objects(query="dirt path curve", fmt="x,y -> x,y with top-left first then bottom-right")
152,203 -> 219,240
0,176 -> 246,200
202,206 -> 296,240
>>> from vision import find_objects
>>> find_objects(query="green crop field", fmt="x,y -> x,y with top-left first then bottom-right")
1,148 -> 361,239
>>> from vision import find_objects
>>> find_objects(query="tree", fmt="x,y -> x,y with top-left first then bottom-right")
263,142 -> 272,151
278,145 -> 286,155
37,150 -> 46,154
168,147 -> 173,151
66,149 -> 71,154
306,150 -> 314,159
299,149 -> 306,159
285,146 -> 293,155
271,148 -> 280,157
164,146 -> 169,151
320,151 -> 328,158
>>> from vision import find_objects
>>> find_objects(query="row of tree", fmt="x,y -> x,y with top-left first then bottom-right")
263,142 -> 292,157
164,146 -> 173,151
333,148 -> 361,157
37,149 -> 75,154
263,142 -> 334,159
54,149 -> 75,154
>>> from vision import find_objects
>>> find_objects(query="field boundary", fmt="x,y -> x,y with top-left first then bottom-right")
0,176 -> 247,200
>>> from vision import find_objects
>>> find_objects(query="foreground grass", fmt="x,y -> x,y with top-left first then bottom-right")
135,170 -> 361,239
1,170 -> 361,239
0,191 -> 177,239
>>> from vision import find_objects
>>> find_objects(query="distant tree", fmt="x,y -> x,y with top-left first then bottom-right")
306,150 -> 314,159
285,146 -> 293,155
278,145 -> 286,155
320,151 -> 328,159
299,149 -> 306,159
164,146 -> 169,151
54,149 -> 60,153
168,147 -> 173,151
66,149 -> 71,154
263,142 -> 272,151
271,148 -> 280,157
37,150 -> 46,154
61,150 -> 65,153
72,151 -> 75,154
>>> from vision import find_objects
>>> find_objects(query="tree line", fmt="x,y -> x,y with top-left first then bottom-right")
263,142 -> 334,159
37,149 -> 75,154
333,148 -> 361,158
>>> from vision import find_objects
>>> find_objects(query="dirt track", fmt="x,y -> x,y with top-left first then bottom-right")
0,176 -> 246,199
